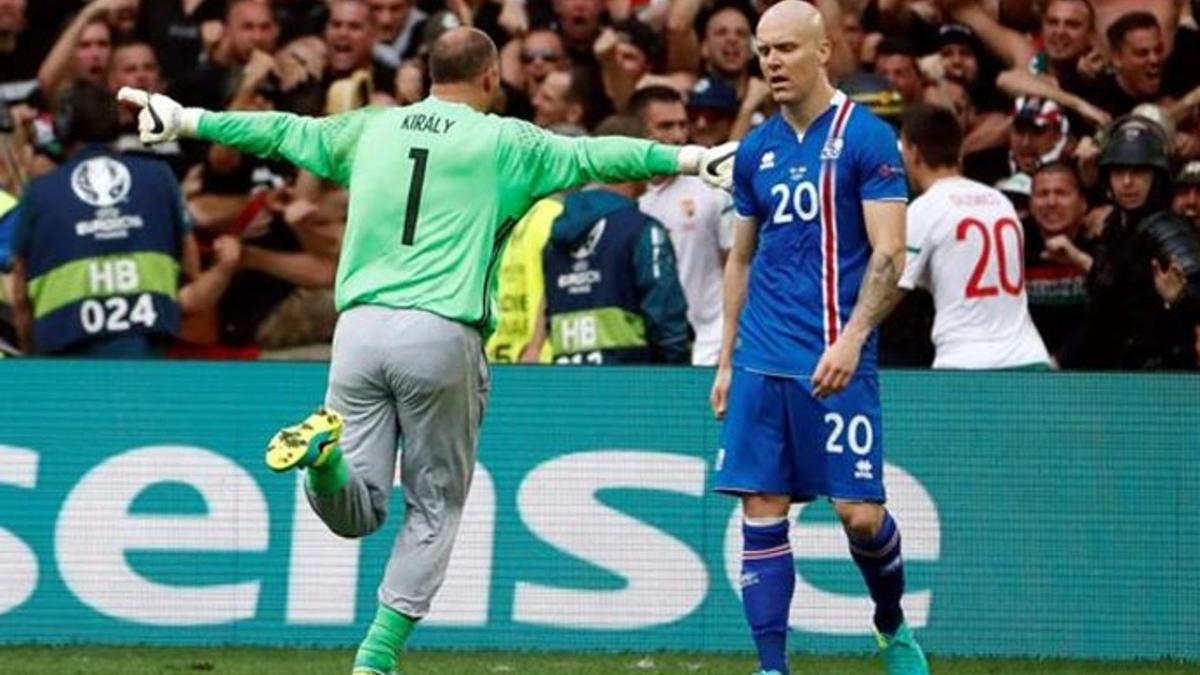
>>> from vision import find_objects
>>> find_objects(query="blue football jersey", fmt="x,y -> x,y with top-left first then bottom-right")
731,91 -> 907,377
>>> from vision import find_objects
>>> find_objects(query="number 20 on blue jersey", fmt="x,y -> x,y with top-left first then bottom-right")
768,180 -> 820,225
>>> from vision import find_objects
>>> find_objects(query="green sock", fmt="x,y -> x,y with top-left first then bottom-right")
305,444 -> 349,494
353,604 -> 416,671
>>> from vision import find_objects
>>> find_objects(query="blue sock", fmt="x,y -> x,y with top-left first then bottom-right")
848,510 -> 905,636
741,518 -> 794,675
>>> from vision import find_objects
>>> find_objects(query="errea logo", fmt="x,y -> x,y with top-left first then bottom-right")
759,152 -> 775,171
854,459 -> 873,480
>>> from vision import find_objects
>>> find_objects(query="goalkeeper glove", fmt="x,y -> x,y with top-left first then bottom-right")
678,141 -> 738,192
116,87 -> 204,145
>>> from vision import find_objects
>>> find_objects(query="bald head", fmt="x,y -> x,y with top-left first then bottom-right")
754,0 -> 832,110
429,27 -> 498,84
758,0 -> 825,43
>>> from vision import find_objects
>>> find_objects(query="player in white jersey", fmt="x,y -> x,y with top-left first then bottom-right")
898,104 -> 1050,369
632,86 -> 734,365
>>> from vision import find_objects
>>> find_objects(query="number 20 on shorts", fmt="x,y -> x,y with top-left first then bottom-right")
824,412 -> 874,455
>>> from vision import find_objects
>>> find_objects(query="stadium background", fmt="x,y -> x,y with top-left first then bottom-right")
0,361 -> 1195,668
1,0 -> 1199,671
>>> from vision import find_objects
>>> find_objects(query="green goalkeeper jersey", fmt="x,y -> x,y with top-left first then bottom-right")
195,97 -> 683,335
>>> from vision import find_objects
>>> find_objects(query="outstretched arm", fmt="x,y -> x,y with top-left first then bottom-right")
664,0 -> 703,73
505,119 -> 736,199
38,0 -> 130,95
946,0 -> 1035,69
116,87 -> 379,186
193,109 -> 380,187
996,69 -> 1111,128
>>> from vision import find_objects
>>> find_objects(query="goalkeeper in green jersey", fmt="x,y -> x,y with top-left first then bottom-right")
119,27 -> 735,675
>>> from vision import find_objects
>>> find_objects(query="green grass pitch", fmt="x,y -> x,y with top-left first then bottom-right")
0,647 -> 1193,674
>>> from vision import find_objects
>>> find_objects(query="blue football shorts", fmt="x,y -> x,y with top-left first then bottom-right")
714,367 -> 887,502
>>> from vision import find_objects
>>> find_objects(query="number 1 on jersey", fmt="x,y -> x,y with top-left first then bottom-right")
403,147 -> 429,246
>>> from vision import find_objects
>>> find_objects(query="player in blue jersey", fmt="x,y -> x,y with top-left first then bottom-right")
708,3 -> 928,674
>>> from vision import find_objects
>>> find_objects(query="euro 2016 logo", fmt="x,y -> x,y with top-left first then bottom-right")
71,157 -> 132,209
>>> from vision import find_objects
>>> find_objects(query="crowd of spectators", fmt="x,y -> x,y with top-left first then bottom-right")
0,0 -> 1196,368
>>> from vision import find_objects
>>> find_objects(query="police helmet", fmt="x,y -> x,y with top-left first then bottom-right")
1131,103 -> 1174,143
1098,115 -> 1171,173
1139,210 -> 1200,276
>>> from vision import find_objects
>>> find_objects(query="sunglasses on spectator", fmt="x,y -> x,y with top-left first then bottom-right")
521,49 -> 563,64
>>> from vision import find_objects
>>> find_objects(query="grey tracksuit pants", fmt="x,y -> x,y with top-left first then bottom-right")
307,305 -> 490,618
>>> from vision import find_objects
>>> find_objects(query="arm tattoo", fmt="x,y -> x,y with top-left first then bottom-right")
847,249 -> 905,335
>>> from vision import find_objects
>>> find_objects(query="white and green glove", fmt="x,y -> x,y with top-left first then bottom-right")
678,140 -> 738,192
116,87 -> 204,145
